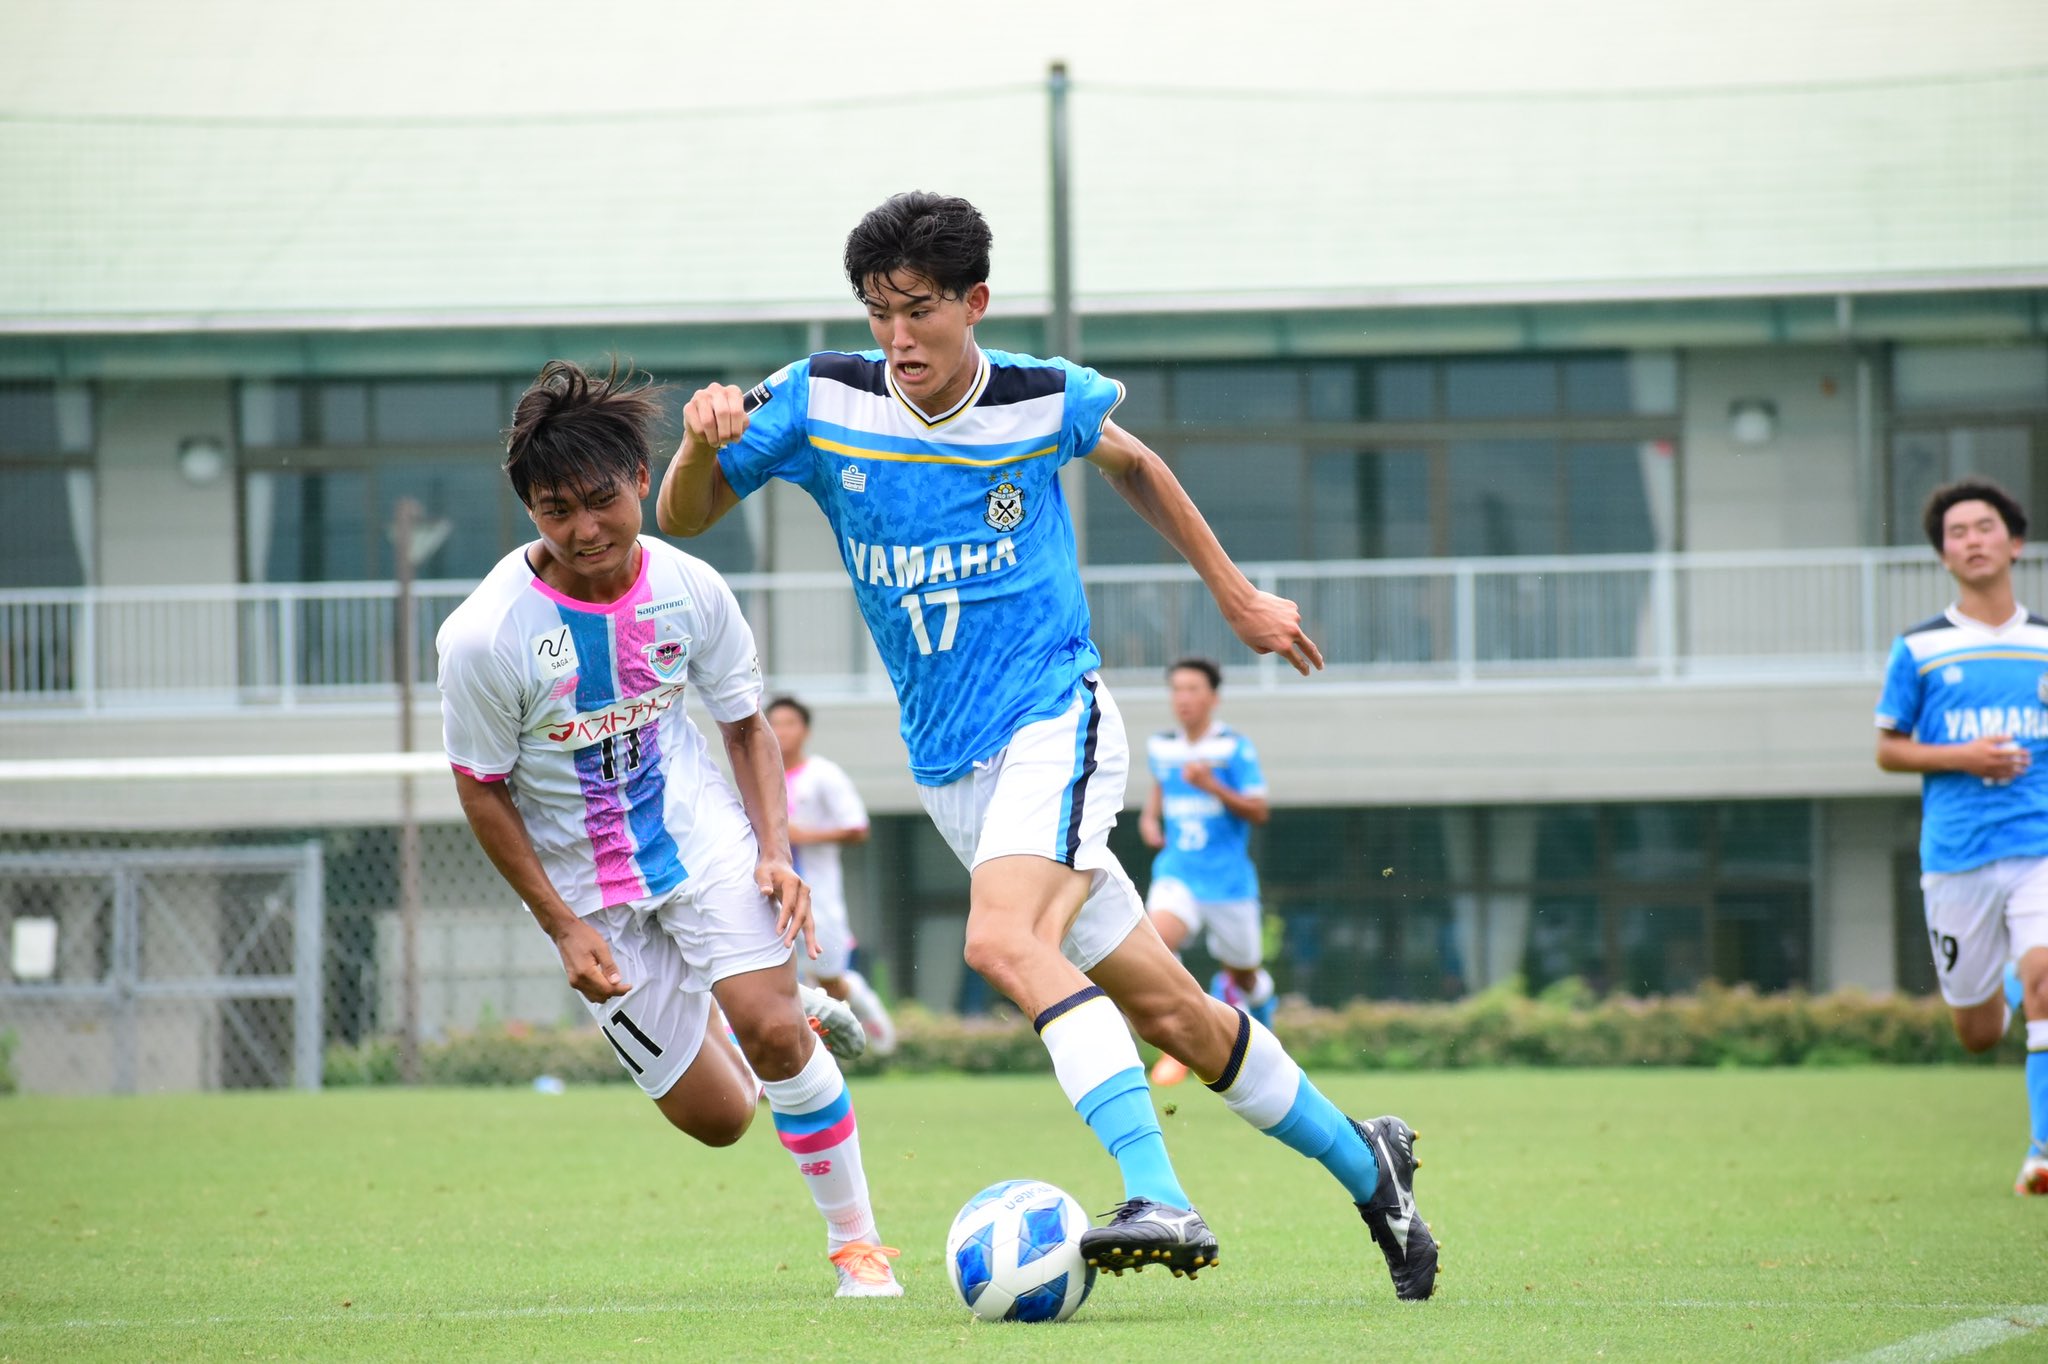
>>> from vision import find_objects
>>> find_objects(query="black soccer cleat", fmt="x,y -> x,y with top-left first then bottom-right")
1353,1115 -> 1438,1301
1079,1198 -> 1220,1278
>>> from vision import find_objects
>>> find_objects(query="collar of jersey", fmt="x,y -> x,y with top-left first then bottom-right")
1946,603 -> 2030,636
522,537 -> 649,613
885,348 -> 989,429
1179,721 -> 1227,745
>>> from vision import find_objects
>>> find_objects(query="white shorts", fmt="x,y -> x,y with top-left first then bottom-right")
578,842 -> 794,1097
1147,877 -> 1264,969
1920,855 -> 2048,1008
918,674 -> 1145,974
801,893 -> 856,982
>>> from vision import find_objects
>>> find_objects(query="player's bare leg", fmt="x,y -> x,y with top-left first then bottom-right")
716,960 -> 899,1295
1089,919 -> 1439,1301
1144,912 -> 1195,1088
965,855 -> 1211,1276
650,1025 -> 761,1145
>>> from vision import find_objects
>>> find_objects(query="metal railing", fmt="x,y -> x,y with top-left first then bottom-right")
0,547 -> 2004,713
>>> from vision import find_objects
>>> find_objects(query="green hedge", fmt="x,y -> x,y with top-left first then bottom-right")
0,1028 -> 17,1096
322,981 -> 2024,1088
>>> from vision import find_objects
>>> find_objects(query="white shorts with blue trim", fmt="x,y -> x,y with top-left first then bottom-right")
1147,876 -> 1265,969
917,673 -> 1145,974
1920,855 -> 2048,1009
577,838 -> 794,1097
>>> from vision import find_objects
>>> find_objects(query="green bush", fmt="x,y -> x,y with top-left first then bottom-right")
321,984 -> 2022,1087
0,1028 -> 17,1096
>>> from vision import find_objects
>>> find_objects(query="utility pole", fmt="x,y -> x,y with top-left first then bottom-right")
392,497 -> 424,1084
1048,61 -> 1088,561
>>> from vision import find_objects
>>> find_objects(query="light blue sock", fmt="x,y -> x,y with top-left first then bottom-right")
1077,1068 -> 1191,1209
2007,961 -> 2026,1015
1264,1074 -> 1381,1202
2028,1021 -> 2048,1150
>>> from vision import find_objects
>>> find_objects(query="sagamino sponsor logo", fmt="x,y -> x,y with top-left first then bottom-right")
634,595 -> 691,622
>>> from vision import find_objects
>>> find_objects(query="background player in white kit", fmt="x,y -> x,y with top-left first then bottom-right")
767,695 -> 899,1055
436,360 -> 901,1295
1139,658 -> 1274,1087
1876,477 -> 2048,1196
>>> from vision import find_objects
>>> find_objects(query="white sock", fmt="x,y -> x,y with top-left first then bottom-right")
842,971 -> 896,1042
1246,970 -> 1276,1009
1210,1013 -> 1302,1128
761,1039 -> 877,1250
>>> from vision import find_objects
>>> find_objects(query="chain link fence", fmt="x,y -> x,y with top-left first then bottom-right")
0,825 -> 573,1095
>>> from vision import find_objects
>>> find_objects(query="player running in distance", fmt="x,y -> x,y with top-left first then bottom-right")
437,360 -> 901,1296
656,192 -> 1436,1300
1876,477 -> 2048,1195
767,695 -> 899,1055
1139,657 -> 1276,1088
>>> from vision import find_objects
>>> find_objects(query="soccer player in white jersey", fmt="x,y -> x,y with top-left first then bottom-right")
767,694 -> 899,1055
1139,658 -> 1274,1088
657,193 -> 1436,1300
436,361 -> 902,1296
1876,477 -> 2048,1196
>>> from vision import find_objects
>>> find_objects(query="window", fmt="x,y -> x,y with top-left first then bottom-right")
1886,345 -> 2048,546
1088,352 -> 1679,565
237,376 -> 753,582
0,382 -> 94,590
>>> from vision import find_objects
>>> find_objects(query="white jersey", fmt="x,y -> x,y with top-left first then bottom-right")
787,754 -> 869,924
436,539 -> 765,915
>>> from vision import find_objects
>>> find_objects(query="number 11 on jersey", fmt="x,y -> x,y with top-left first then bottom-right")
899,588 -> 960,655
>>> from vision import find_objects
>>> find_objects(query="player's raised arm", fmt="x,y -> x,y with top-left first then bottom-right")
1086,419 -> 1324,675
1877,728 -> 2032,780
655,383 -> 749,536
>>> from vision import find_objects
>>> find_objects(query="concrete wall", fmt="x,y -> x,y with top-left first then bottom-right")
1681,346 -> 1871,551
1815,796 -> 1916,993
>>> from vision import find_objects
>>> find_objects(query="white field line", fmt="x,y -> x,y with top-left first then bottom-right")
6,1299 -> 2048,1334
1839,1307 -> 2048,1364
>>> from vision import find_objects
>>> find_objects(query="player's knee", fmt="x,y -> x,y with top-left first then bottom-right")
962,921 -> 1033,993
692,1105 -> 754,1148
736,1014 -> 811,1080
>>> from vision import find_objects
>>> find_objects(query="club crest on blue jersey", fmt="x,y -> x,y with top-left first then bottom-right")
644,636 -> 690,680
985,480 -> 1025,532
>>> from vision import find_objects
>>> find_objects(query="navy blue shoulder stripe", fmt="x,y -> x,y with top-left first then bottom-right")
807,351 -> 887,395
2029,613 -> 2048,628
982,361 -> 1067,407
1901,612 -> 1951,638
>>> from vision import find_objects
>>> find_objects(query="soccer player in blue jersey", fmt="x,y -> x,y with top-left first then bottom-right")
657,192 -> 1436,1299
1876,477 -> 2048,1196
1139,657 -> 1276,1088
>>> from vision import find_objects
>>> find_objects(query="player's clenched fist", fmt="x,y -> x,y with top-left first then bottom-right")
552,916 -> 630,1003
682,383 -> 752,453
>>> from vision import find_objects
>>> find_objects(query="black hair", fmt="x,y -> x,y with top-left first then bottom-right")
766,695 -> 812,727
504,359 -> 667,508
1922,477 -> 2029,552
1167,657 -> 1222,690
844,191 -> 993,305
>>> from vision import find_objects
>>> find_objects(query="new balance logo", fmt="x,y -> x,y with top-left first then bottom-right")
799,1160 -> 834,1177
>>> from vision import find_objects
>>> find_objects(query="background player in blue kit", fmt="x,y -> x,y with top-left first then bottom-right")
1875,477 -> 2048,1195
657,192 -> 1437,1300
1139,657 -> 1275,1088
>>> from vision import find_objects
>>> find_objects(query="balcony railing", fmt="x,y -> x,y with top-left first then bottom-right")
0,547 -> 2004,713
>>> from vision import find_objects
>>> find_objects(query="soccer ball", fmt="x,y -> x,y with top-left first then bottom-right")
944,1179 -> 1097,1323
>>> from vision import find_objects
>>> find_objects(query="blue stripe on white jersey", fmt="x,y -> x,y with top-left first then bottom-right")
1876,605 -> 2048,873
1148,724 -> 1264,902
720,347 -> 1122,786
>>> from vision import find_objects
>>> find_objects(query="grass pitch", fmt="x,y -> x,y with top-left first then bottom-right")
4,1068 -> 2047,1361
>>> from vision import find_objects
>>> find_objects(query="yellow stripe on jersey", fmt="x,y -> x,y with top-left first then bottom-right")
1917,648 -> 2048,675
807,434 -> 1057,468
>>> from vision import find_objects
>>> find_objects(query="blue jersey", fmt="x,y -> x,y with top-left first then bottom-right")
1875,605 -> 2048,873
719,348 -> 1122,786
1147,724 -> 1266,901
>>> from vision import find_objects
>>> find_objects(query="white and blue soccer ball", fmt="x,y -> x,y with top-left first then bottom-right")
945,1179 -> 1097,1323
